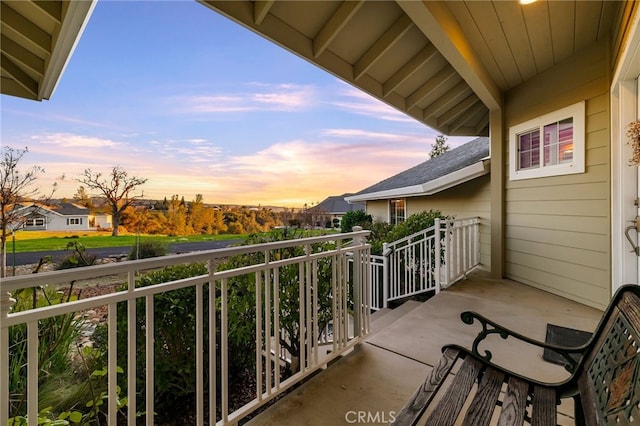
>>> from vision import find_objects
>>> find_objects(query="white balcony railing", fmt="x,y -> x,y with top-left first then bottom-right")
380,218 -> 480,307
1,230 -> 371,425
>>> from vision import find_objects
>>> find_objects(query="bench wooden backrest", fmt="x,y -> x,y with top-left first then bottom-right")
577,287 -> 640,425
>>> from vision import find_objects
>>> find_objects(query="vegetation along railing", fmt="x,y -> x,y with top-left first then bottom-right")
379,218 -> 480,308
0,230 -> 371,425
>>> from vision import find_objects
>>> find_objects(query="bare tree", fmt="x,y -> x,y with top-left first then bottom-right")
0,146 -> 44,277
77,166 -> 148,236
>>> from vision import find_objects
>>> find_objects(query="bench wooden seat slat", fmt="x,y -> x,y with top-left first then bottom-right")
531,385 -> 555,426
392,285 -> 640,426
497,376 -> 528,426
462,366 -> 505,426
391,347 -> 460,425
426,355 -> 483,426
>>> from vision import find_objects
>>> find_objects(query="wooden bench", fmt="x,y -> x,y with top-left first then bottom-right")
392,284 -> 640,426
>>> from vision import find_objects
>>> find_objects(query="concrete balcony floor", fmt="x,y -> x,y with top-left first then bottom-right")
248,269 -> 604,426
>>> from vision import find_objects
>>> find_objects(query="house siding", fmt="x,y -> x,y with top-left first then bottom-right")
365,175 -> 492,270
504,40 -> 611,310
48,215 -> 90,231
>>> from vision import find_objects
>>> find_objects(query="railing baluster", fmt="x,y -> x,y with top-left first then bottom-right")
108,302 -> 117,425
221,278 -> 228,424
255,269 -> 263,402
273,271 -> 280,390
145,294 -> 155,426
208,260 -> 217,426
127,269 -> 136,426
27,321 -> 38,425
195,284 -> 203,424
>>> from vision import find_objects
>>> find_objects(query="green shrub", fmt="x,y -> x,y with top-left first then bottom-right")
7,286 -> 105,421
128,239 -> 168,260
340,210 -> 372,233
385,210 -> 450,243
56,241 -> 97,270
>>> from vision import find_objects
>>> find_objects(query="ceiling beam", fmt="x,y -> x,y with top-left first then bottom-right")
1,34 -> 44,74
383,43 -> 437,97
422,80 -> 469,119
475,110 -> 490,135
438,95 -> 479,127
449,101 -> 486,134
396,0 -> 502,110
33,0 -> 62,23
313,0 -> 364,58
254,0 -> 274,26
354,14 -> 413,80
407,64 -> 455,109
1,2 -> 51,56
1,52 -> 38,97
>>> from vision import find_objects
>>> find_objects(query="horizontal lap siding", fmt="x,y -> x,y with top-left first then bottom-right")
504,42 -> 610,310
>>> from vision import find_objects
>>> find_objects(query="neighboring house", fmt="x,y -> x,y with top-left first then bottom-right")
90,214 -> 113,230
3,1 -> 640,311
346,138 -> 490,265
16,202 -> 91,232
308,194 -> 366,228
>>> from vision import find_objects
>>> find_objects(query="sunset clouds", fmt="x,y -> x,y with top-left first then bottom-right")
1,1 -> 471,207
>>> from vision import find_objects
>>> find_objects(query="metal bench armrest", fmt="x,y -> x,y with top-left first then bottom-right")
460,311 -> 589,373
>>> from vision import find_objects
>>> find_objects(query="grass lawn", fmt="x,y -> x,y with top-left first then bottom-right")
9,230 -> 245,252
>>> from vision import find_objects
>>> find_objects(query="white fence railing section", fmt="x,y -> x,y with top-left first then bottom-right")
1,230 -> 371,426
369,218 -> 480,310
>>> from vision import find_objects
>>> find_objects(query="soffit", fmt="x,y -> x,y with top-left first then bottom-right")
200,0 -> 623,137
0,0 -> 95,101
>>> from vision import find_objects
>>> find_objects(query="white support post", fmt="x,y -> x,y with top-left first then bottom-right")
435,219 -> 441,293
0,292 -> 15,424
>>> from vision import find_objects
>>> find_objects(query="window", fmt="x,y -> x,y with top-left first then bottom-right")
509,101 -> 585,180
389,199 -> 405,225
67,218 -> 83,225
25,218 -> 45,227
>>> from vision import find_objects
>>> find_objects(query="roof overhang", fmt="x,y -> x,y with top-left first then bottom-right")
346,157 -> 490,203
1,0 -> 96,101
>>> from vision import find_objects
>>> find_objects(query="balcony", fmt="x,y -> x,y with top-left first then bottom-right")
1,226 -> 603,425
250,270 -> 603,425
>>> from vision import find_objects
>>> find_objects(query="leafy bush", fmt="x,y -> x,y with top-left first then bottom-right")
7,286 -> 111,423
92,263 -> 209,420
385,210 -> 450,243
128,239 -> 168,260
56,241 -> 97,270
340,210 -> 372,233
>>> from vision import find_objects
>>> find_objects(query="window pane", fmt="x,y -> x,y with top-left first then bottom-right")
518,130 -> 539,170
390,199 -> 406,225
544,117 -> 573,166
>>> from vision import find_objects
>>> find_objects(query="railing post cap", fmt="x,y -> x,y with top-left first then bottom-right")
1,291 -> 17,317
352,226 -> 363,232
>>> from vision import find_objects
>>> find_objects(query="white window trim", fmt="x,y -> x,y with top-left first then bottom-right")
509,101 -> 586,181
389,198 -> 406,225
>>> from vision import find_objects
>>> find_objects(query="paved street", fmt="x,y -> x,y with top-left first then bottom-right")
6,240 -> 243,267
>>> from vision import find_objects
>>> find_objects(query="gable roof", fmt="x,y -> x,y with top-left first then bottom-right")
309,194 -> 365,215
346,137 -> 489,203
15,201 -> 89,217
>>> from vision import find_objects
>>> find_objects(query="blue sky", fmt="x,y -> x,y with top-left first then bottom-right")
1,0 -> 471,207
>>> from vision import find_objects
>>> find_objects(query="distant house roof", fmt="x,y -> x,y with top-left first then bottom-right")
346,137 -> 490,202
15,202 -> 89,217
51,202 -> 90,215
309,194 -> 365,214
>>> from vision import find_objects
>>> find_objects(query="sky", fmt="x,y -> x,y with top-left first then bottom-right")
1,0 -> 472,208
